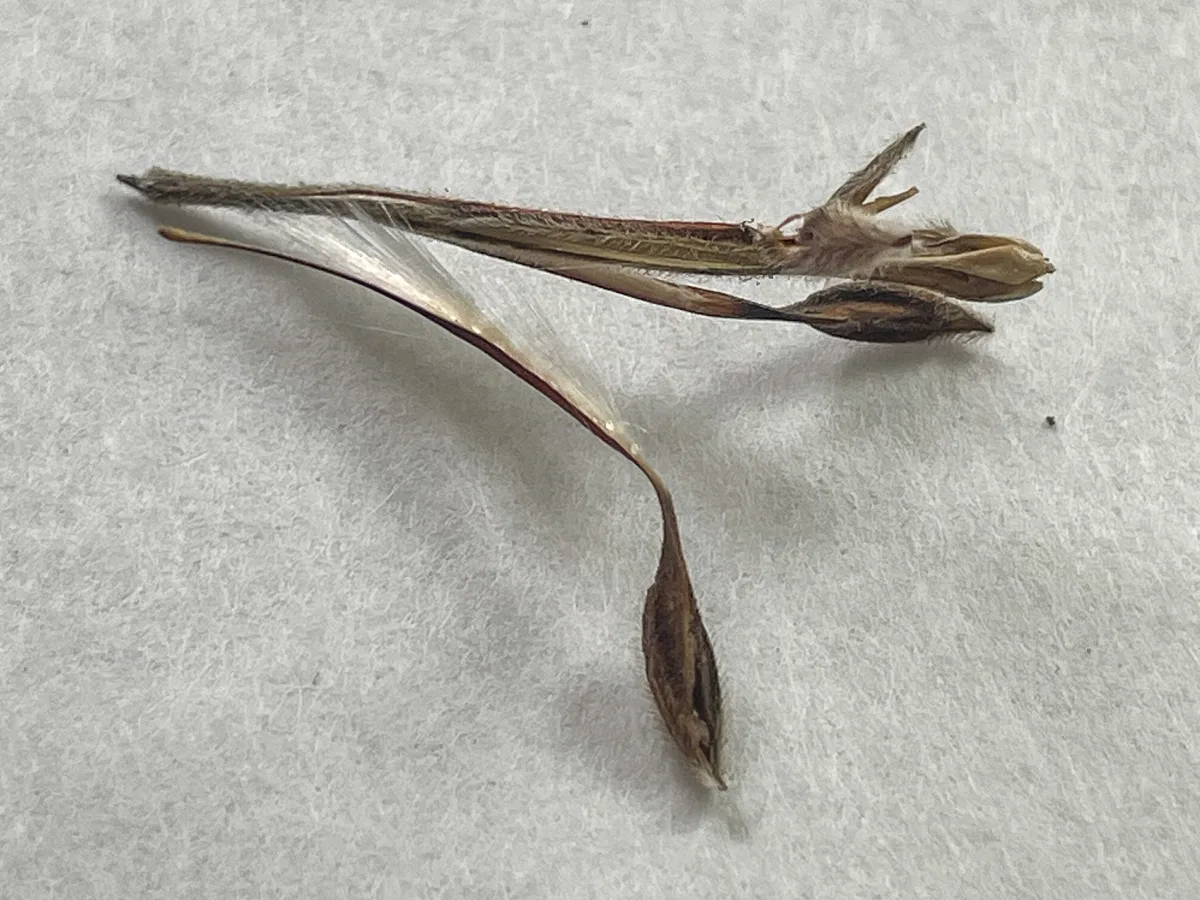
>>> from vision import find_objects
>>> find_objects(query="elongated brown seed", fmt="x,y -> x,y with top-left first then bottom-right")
141,217 -> 727,789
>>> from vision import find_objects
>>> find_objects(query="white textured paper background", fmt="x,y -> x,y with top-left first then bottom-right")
4,1 -> 1198,897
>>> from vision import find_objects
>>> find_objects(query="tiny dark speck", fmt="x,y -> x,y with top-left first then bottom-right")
580,19 -> 590,26
1044,415 -> 1057,428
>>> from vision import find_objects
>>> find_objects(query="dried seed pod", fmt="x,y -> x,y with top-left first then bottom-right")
117,124 -> 1053,346
772,125 -> 1055,302
784,280 -> 992,343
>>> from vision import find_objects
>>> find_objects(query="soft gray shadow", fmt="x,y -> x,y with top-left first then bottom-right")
629,327 -> 1003,436
833,336 -> 1007,382
553,661 -> 732,827
614,328 -> 1009,557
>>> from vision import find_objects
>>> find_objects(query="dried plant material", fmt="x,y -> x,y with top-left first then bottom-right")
771,125 -> 1055,303
785,281 -> 993,343
138,208 -> 726,790
379,234 -> 993,343
871,231 -> 1054,302
116,125 -> 1053,345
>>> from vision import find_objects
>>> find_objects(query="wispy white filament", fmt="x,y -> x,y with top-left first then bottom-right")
261,202 -> 642,459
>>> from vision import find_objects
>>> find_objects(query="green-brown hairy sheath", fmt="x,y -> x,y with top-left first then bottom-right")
118,125 -> 1054,344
